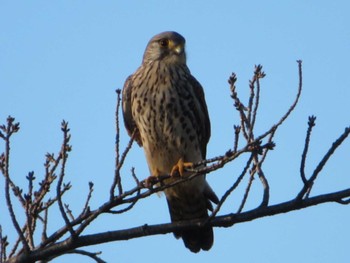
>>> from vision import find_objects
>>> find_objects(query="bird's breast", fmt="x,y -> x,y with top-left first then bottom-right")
131,64 -> 203,174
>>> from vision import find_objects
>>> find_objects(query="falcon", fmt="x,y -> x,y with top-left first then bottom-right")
122,31 -> 218,253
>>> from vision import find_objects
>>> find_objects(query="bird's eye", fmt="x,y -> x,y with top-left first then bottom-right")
159,38 -> 169,47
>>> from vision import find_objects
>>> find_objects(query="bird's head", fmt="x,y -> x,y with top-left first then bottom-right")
142,31 -> 186,65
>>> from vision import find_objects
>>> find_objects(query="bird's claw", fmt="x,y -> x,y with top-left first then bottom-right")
170,158 -> 193,177
142,175 -> 159,188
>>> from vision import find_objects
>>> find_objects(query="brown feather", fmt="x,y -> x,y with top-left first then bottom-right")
121,31 -> 218,252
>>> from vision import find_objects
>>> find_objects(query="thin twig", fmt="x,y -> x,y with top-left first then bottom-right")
108,169 -> 140,214
33,154 -> 58,213
229,73 -> 249,140
247,72 -> 256,130
257,60 -> 303,141
259,130 -> 276,164
113,89 -> 123,197
25,172 -> 35,249
2,117 -> 29,253
110,133 -> 135,200
8,224 -> 27,258
56,121 -> 75,237
256,161 -> 270,207
82,182 -> 94,216
208,154 -> 254,220
41,208 -> 48,243
64,204 -> 74,221
237,166 -> 255,213
246,65 -> 265,141
251,65 -> 265,132
38,186 -> 70,213
300,116 -> 316,185
336,198 -> 350,205
66,250 -> 106,263
130,167 -> 140,186
297,126 -> 350,200
0,225 -> 8,263
233,125 -> 241,152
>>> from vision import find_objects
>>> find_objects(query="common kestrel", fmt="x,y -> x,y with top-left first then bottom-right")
122,31 -> 218,253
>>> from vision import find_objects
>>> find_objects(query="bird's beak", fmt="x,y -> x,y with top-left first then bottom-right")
174,44 -> 184,55
169,41 -> 184,55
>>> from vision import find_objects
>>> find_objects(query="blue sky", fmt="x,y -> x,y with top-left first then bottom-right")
1,1 -> 350,262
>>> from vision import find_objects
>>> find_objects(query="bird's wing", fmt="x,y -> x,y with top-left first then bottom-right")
122,75 -> 142,146
189,75 -> 211,159
188,76 -> 219,205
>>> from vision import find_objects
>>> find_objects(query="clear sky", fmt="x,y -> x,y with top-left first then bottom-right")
1,1 -> 350,262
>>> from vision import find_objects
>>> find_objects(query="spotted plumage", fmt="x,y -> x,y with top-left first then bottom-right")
122,31 -> 218,252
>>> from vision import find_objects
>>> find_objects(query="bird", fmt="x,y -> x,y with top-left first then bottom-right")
122,31 -> 218,253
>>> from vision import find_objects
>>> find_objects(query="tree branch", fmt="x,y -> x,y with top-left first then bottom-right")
9,188 -> 349,263
297,125 -> 350,200
1,117 -> 29,253
300,116 -> 317,185
56,121 -> 75,237
66,249 -> 106,263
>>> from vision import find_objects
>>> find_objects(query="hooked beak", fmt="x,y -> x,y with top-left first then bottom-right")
173,44 -> 184,55
169,40 -> 184,55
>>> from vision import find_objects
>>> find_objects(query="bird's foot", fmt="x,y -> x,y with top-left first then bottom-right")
170,158 -> 193,177
143,175 -> 158,188
143,168 -> 162,188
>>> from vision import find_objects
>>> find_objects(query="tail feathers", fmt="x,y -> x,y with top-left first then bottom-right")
166,193 -> 214,253
181,226 -> 214,253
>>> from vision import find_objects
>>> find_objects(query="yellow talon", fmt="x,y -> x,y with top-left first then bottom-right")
170,158 -> 193,177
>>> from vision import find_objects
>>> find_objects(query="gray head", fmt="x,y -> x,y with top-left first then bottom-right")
142,31 -> 186,64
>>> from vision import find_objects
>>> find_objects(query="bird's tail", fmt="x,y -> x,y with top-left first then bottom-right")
180,225 -> 214,253
165,184 -> 217,253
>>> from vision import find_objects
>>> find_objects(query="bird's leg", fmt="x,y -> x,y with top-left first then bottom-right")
170,158 -> 193,177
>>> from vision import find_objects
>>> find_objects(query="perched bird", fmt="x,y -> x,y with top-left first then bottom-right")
122,31 -> 218,253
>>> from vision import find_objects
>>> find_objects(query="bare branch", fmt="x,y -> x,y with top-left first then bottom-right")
336,198 -> 350,205
10,188 -> 349,263
56,120 -> 75,237
257,60 -> 303,141
82,182 -> 94,216
64,204 -> 74,221
0,226 -> 8,262
250,65 -> 265,133
233,125 -> 241,152
108,168 -> 140,214
297,126 -> 350,200
1,117 -> 29,253
110,88 -> 136,200
209,154 -> 253,219
237,166 -> 255,213
256,161 -> 270,207
8,224 -> 27,258
229,73 -> 249,140
41,208 -> 48,244
110,131 -> 135,200
66,250 -> 106,263
24,172 -> 36,250
300,116 -> 317,184
112,89 -> 123,197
